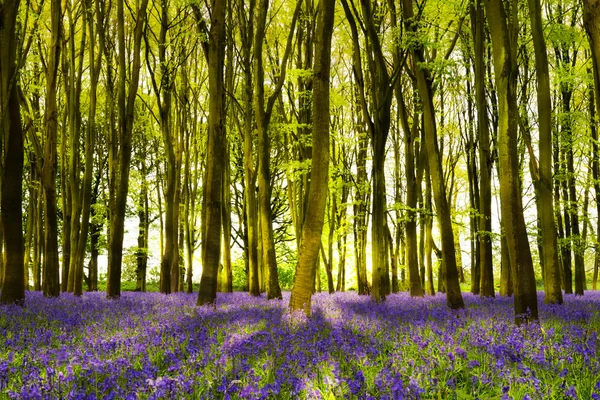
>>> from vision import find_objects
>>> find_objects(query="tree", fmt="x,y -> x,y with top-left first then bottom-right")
402,0 -> 464,309
527,0 -> 562,304
470,0 -> 494,297
289,0 -> 335,315
196,0 -> 226,306
71,0 -> 102,296
484,0 -> 538,322
0,0 -> 25,304
145,0 -> 183,294
106,0 -> 150,299
253,0 -> 301,300
42,0 -> 62,298
583,0 -> 600,292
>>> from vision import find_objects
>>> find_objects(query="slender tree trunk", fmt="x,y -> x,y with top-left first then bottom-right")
485,0 -> 538,322
397,84 -> 423,297
425,169 -> 435,295
136,160 -> 149,292
584,0 -> 600,291
353,131 -> 370,295
470,0 -> 494,296
524,0 -> 562,303
527,0 -> 562,303
72,2 -> 99,296
42,0 -> 62,299
289,0 -> 334,314
252,0 -> 301,300
222,137 -> 233,292
107,0 -> 149,299
403,0 -> 464,309
239,0 -> 260,296
196,0 -> 226,305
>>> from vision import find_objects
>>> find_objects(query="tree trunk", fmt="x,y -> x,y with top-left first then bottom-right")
289,0 -> 334,314
470,0 -> 494,297
403,0 -> 464,309
252,0 -> 301,300
197,0 -> 226,306
238,0 -> 260,297
42,0 -> 62,299
525,0 -> 561,303
0,0 -> 25,304
584,0 -> 600,291
222,137 -> 233,292
107,0 -> 149,299
400,88 -> 424,297
136,159 -> 149,292
484,0 -> 538,322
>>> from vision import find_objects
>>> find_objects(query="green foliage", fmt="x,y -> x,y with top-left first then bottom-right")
232,257 -> 247,291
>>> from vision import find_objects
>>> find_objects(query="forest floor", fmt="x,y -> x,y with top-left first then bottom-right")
0,291 -> 599,399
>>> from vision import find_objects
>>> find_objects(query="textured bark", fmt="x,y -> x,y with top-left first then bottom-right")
0,0 -> 25,304
289,0 -> 334,314
197,0 -> 226,305
484,0 -> 538,322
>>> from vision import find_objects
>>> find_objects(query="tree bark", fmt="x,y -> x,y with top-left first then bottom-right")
107,0 -> 149,299
403,0 -> 464,309
197,0 -> 226,306
525,0 -> 562,304
484,0 -> 538,322
252,0 -> 301,300
41,0 -> 62,298
0,0 -> 25,304
289,0 -> 335,314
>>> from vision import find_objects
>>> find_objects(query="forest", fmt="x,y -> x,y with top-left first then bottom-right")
1,0 -> 599,314
1,0 -> 600,397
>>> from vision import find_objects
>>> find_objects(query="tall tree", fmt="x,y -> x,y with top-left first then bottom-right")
527,0 -> 562,304
253,0 -> 301,300
71,0 -> 101,296
402,0 -> 464,309
289,0 -> 335,315
0,0 -> 25,304
470,0 -> 494,297
583,0 -> 600,292
484,0 -> 539,322
42,0 -> 62,298
196,0 -> 226,306
106,0 -> 150,298
146,0 -> 181,294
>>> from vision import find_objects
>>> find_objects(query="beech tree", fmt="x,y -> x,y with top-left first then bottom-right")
106,0 -> 150,299
484,0 -> 539,322
0,0 -> 25,304
289,0 -> 335,315
196,0 -> 226,306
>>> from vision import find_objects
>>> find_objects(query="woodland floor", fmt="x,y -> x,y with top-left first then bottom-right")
0,290 -> 599,399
